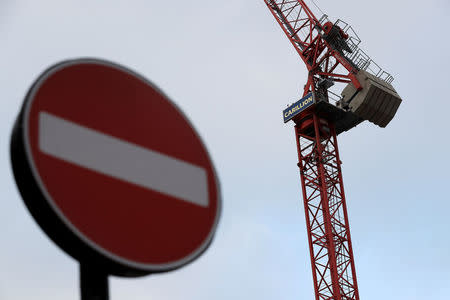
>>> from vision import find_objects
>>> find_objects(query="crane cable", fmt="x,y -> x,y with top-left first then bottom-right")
310,0 -> 326,17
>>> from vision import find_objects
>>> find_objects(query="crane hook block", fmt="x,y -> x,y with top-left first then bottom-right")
339,70 -> 402,127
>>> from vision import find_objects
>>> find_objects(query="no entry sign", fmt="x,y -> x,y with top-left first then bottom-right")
11,58 -> 221,276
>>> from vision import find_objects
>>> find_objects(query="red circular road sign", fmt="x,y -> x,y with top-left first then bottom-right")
10,58 -> 221,275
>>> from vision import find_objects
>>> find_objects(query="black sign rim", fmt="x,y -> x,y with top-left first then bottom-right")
10,58 -> 222,276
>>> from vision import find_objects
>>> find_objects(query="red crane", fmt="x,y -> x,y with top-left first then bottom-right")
264,1 -> 402,299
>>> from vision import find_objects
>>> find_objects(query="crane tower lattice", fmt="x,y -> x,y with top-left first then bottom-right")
264,1 -> 403,299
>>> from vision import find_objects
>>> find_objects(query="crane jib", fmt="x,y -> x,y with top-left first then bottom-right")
283,93 -> 314,123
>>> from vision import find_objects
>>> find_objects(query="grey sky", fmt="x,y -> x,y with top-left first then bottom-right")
1,0 -> 449,299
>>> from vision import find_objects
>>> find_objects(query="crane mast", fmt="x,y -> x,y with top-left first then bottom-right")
265,1 -> 402,299
294,114 -> 359,300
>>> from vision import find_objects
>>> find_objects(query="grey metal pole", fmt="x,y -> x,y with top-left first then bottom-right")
80,264 -> 109,300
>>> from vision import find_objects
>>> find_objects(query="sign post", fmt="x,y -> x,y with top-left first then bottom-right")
80,264 -> 109,300
10,58 -> 221,299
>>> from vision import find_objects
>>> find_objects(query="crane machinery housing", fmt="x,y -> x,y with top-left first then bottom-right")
264,1 -> 402,300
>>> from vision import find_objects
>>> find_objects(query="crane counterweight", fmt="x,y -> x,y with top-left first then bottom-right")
339,70 -> 402,128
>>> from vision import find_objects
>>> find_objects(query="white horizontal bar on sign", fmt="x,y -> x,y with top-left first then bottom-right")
38,112 -> 209,207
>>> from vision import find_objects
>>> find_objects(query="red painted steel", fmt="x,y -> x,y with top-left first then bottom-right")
264,1 -> 361,299
263,0 -> 362,96
295,115 -> 359,300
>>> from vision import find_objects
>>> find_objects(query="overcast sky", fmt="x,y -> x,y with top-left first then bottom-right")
1,0 -> 449,299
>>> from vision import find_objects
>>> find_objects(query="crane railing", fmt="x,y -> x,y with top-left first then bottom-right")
318,15 -> 394,84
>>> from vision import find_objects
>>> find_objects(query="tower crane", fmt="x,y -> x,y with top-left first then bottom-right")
263,1 -> 402,299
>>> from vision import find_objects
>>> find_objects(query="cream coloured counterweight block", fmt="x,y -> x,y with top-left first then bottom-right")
340,70 -> 402,127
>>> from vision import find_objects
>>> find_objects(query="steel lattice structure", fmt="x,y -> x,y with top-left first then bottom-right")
295,114 -> 359,300
264,0 -> 361,98
264,1 -> 363,299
